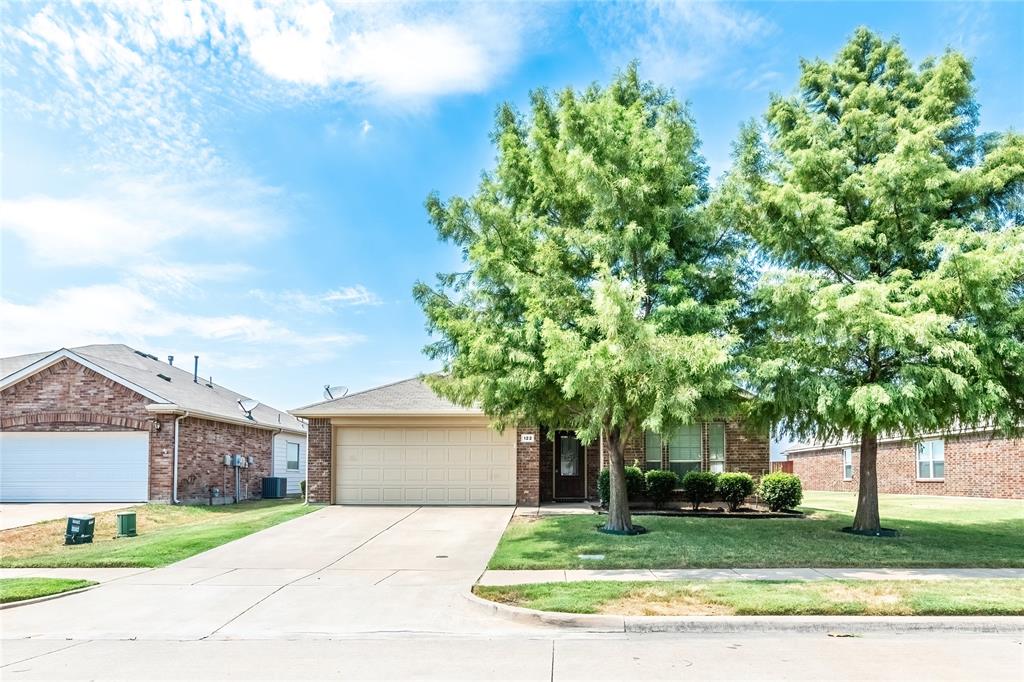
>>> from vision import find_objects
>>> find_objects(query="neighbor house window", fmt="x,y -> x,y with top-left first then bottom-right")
645,431 -> 663,469
708,423 -> 726,473
842,448 -> 853,480
916,439 -> 944,480
668,425 -> 702,479
287,442 -> 301,471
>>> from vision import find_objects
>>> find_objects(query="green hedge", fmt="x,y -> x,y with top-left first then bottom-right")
680,471 -> 718,511
758,472 -> 803,511
597,466 -> 647,507
644,469 -> 679,509
716,472 -> 755,511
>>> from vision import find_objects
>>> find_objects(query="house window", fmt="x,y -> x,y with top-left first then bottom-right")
668,425 -> 702,479
287,442 -> 301,471
644,431 -> 662,469
842,448 -> 853,481
708,423 -> 726,473
916,439 -> 944,480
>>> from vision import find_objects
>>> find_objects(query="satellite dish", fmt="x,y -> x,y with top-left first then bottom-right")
324,385 -> 348,400
238,399 -> 259,419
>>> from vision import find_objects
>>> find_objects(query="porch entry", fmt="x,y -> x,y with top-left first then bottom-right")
554,431 -> 587,500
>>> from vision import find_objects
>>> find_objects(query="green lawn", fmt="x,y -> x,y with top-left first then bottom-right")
489,492 -> 1024,569
0,499 -> 319,568
474,578 -> 1024,616
0,578 -> 96,604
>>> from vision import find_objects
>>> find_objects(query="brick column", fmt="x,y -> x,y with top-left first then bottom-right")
306,418 -> 332,503
516,425 -> 540,505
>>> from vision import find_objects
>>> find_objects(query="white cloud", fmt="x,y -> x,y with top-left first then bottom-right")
360,119 -> 373,136
580,1 -> 774,88
250,286 -> 381,313
0,284 -> 363,364
1,178 -> 281,267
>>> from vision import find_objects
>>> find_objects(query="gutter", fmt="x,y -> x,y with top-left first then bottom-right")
172,411 -> 189,505
785,424 -> 1003,456
146,403 -> 304,435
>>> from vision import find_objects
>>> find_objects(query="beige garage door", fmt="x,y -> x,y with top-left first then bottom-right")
335,426 -> 516,505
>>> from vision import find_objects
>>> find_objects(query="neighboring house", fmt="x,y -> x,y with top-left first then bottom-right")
0,344 -> 306,503
291,376 -> 769,506
785,428 -> 1023,499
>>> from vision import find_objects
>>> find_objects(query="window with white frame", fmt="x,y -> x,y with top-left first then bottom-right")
708,423 -> 726,473
916,439 -> 944,480
644,431 -> 662,469
668,425 -> 702,479
287,442 -> 301,471
841,448 -> 853,480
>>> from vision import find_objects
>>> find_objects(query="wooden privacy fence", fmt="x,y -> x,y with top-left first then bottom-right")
771,461 -> 794,473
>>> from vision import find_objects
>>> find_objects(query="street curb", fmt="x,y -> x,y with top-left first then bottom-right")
462,591 -> 625,631
463,590 -> 1024,634
0,584 -> 99,610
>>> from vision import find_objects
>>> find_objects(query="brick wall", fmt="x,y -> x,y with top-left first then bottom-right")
306,418 -> 332,503
173,416 -> 273,503
148,416 -> 177,502
538,427 -> 553,502
1,359 -> 153,432
516,425 -> 540,505
789,431 -> 1024,499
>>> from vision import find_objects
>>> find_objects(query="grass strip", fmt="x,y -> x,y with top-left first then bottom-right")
474,578 -> 1024,616
0,578 -> 96,604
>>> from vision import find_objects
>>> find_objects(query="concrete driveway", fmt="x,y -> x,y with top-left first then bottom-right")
0,503 -> 133,531
0,505 -> 541,640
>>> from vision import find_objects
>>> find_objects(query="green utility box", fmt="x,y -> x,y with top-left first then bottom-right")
116,512 -> 137,538
65,515 -> 95,545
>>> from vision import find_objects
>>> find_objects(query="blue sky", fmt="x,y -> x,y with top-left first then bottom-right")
2,1 -> 1022,415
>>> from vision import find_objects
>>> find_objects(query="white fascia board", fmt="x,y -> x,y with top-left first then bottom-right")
0,348 -> 168,403
289,408 -> 483,418
145,403 -> 306,434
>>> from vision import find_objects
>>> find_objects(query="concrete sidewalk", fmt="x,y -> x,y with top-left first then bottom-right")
478,567 -> 1024,585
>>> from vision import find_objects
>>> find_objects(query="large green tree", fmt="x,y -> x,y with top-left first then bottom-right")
415,66 -> 742,532
726,28 -> 1024,533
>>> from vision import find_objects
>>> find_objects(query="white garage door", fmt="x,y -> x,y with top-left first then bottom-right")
0,432 -> 149,502
336,426 -> 516,505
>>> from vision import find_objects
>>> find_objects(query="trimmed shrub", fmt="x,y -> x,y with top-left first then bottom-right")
758,472 -> 803,511
299,480 -> 307,498
716,472 -> 755,511
597,465 -> 647,507
644,469 -> 679,509
680,471 -> 718,511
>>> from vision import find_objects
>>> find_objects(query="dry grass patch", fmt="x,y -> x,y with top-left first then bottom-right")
1,505 -> 209,561
601,584 -> 731,616
0,499 -> 315,568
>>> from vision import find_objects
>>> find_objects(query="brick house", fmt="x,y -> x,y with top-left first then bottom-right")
785,429 -> 1024,499
291,377 -> 769,505
0,345 -> 306,503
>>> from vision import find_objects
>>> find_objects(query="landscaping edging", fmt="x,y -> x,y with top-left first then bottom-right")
0,584 -> 99,610
462,590 -> 1024,634
591,505 -> 804,519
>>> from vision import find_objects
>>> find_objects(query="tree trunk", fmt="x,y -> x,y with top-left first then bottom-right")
603,426 -> 634,533
851,428 -> 881,532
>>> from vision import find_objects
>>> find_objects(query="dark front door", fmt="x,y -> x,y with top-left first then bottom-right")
554,431 -> 585,499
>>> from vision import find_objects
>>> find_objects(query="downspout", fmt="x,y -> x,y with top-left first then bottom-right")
270,427 -> 283,499
172,412 -> 189,504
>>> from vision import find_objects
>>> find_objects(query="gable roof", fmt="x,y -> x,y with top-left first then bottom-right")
291,376 -> 479,417
1,344 -> 305,434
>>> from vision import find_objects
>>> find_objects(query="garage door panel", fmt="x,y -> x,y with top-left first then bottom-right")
0,432 -> 149,502
335,426 -> 515,506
